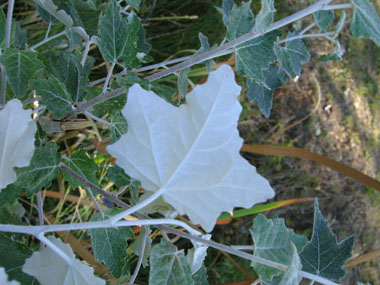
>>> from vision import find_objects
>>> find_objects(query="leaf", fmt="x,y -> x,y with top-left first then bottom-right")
274,31 -> 310,78
98,0 -> 139,65
314,10 -> 334,32
30,76 -> 73,119
61,150 -> 98,189
110,111 -> 128,143
128,13 -> 151,54
319,41 -> 344,62
150,238 -> 194,285
13,22 -> 27,50
279,243 -> 302,285
300,199 -> 354,281
107,65 -> 274,232
192,264 -> 209,285
37,5 -> 60,24
0,9 -> 5,46
88,208 -> 134,278
65,27 -> 83,48
0,267 -> 20,285
220,0 -> 235,25
235,30 -> 282,86
0,99 -> 36,191
131,226 -> 152,268
255,0 -> 276,33
0,235 -> 38,285
86,86 -> 127,117
226,2 -> 254,41
0,184 -> 23,208
247,65 -> 287,118
178,67 -> 190,99
39,51 -> 94,102
197,32 -> 213,72
22,236 -> 105,285
15,143 -> 61,197
249,214 -> 307,281
350,0 -> 380,46
186,234 -> 211,274
107,165 -> 132,187
126,0 -> 141,11
0,49 -> 44,97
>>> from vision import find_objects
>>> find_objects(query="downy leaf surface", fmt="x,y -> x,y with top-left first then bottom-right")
249,214 -> 307,281
0,99 -> 36,191
98,0 -> 139,65
226,1 -> 254,40
255,0 -> 276,33
22,236 -> 105,285
30,76 -> 73,119
107,65 -> 274,232
0,235 -> 38,285
197,32 -> 213,72
247,65 -> 287,118
300,199 -> 354,281
149,238 -> 194,285
88,208 -> 134,278
36,5 -> 60,25
15,143 -> 60,196
274,31 -> 310,78
314,10 -> 334,32
350,0 -> 380,46
0,49 -> 44,97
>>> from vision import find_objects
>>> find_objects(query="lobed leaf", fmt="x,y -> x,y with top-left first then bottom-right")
108,65 -> 274,232
314,10 -> 334,32
255,0 -> 276,33
350,0 -> 380,46
0,100 -> 36,191
300,199 -> 354,281
197,32 -> 213,72
0,49 -> 44,97
149,239 -> 194,285
88,208 -> 134,278
22,236 -> 105,285
226,1 -> 254,41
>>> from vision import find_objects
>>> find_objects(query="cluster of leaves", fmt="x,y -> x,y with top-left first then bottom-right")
0,0 -> 380,284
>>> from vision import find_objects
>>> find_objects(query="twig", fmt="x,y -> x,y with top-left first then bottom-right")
322,3 -> 352,10
129,230 -> 149,285
102,62 -> 116,94
36,191 -> 45,250
300,23 -> 316,35
29,30 -> 66,51
276,32 -> 334,44
81,39 -> 91,67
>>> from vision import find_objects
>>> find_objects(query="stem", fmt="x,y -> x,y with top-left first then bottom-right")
68,0 -> 333,116
300,23 -> 316,35
36,192 -> 45,250
322,3 -> 352,10
44,23 -> 51,39
102,62 -> 116,94
29,30 -> 66,51
81,39 -> 91,67
109,187 -> 169,225
277,32 -> 334,44
0,0 -> 15,108
85,111 -> 112,126
129,230 -> 149,285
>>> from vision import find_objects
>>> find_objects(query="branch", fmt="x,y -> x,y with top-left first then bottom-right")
67,0 -> 334,117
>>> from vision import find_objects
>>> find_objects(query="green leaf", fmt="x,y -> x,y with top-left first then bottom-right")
300,199 -> 354,281
274,31 -> 310,78
226,2 -> 254,40
39,51 -> 94,102
13,22 -> 27,50
0,184 -> 22,208
255,0 -> 275,32
110,112 -> 128,143
37,5 -> 60,24
246,65 -> 287,118
128,13 -> 151,54
65,27 -> 83,48
0,49 -> 44,97
279,243 -> 302,285
126,0 -> 141,11
0,9 -> 5,46
30,76 -> 73,119
131,226 -> 152,267
98,0 -> 139,65
65,0 -> 100,37
0,235 -> 38,285
107,165 -> 132,187
88,208 -> 134,278
351,0 -> 380,46
15,143 -> 61,197
178,67 -> 190,99
235,30 -> 281,86
249,214 -> 307,281
61,150 -> 98,189
86,86 -> 127,117
192,264 -> 209,285
314,10 -> 334,32
220,0 -> 234,25
197,32 -> 213,72
150,239 -> 194,285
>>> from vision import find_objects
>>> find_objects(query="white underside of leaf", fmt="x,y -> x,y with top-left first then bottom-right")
22,236 -> 105,285
0,99 -> 36,191
107,65 -> 275,231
